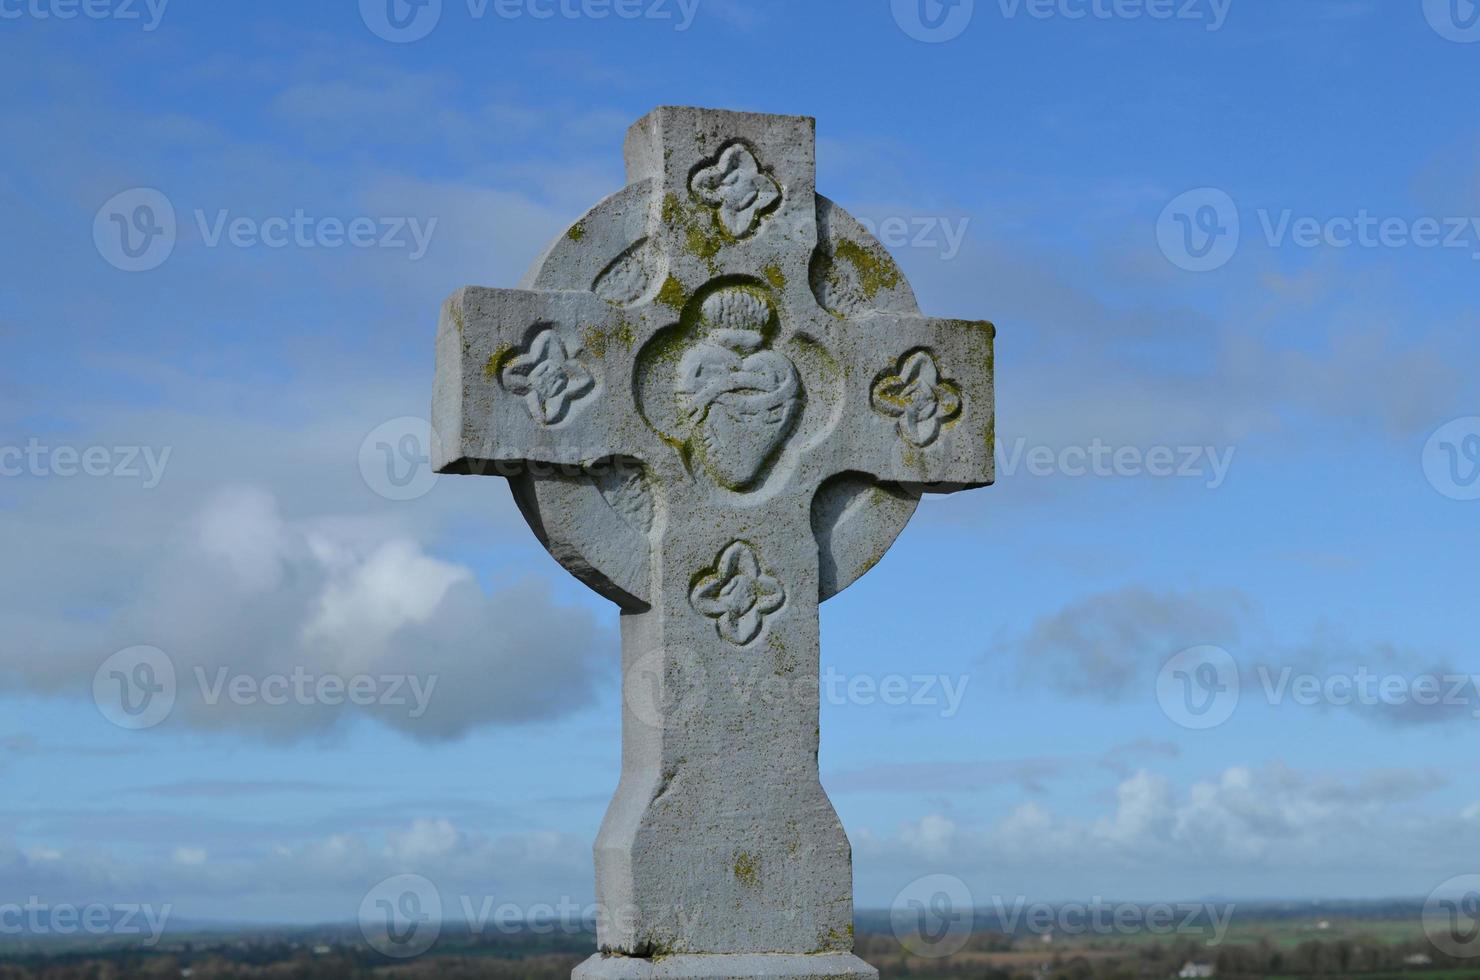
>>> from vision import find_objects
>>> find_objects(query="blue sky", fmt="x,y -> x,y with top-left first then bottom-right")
2,0 -> 1479,928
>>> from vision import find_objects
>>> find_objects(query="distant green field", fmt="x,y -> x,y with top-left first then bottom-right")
0,903 -> 1465,980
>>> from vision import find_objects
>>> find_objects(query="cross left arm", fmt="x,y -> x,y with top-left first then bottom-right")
432,285 -> 668,476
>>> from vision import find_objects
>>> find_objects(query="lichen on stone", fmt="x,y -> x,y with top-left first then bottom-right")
733,851 -> 760,888
657,276 -> 688,311
834,238 -> 901,300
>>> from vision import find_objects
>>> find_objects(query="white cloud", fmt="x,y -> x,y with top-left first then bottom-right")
386,818 -> 462,863
173,847 -> 208,866
1094,769 -> 1175,850
859,762 -> 1459,902
0,819 -> 595,923
1,485 -> 612,742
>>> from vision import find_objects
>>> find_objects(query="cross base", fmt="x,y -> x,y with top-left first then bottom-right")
573,952 -> 878,979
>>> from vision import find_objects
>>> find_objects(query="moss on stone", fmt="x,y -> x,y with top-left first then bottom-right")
633,936 -> 678,960
733,852 -> 760,888
661,193 -> 685,228
567,220 -> 586,242
787,335 -> 841,396
835,238 -> 901,300
818,926 -> 850,951
685,223 -> 723,263
763,263 -> 787,291
769,632 -> 794,676
641,323 -> 691,371
657,275 -> 688,311
582,326 -> 607,360
613,317 -> 637,351
483,342 -> 514,380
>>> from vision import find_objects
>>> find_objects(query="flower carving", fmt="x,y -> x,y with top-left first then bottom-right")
689,541 -> 786,647
690,143 -> 782,238
871,349 -> 963,448
501,327 -> 595,425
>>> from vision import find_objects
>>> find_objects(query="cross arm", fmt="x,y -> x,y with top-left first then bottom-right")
828,313 -> 996,492
432,286 -> 656,475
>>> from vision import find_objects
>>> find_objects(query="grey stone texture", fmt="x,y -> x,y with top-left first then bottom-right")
432,106 -> 995,980
573,952 -> 882,979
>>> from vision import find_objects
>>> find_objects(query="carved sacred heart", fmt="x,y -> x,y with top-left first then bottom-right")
678,287 -> 800,490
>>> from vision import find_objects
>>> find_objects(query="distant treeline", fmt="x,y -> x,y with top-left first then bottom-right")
0,923 -> 1468,980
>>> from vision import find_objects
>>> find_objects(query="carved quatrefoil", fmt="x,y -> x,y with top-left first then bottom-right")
690,143 -> 782,238
501,327 -> 595,425
871,349 -> 963,448
690,541 -> 786,646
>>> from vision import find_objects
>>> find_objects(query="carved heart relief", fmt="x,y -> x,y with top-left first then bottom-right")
678,287 -> 800,490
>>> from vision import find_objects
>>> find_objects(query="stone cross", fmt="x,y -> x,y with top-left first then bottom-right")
433,106 -> 994,980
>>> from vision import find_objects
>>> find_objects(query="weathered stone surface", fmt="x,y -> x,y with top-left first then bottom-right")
432,106 -> 995,979
573,952 -> 878,979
